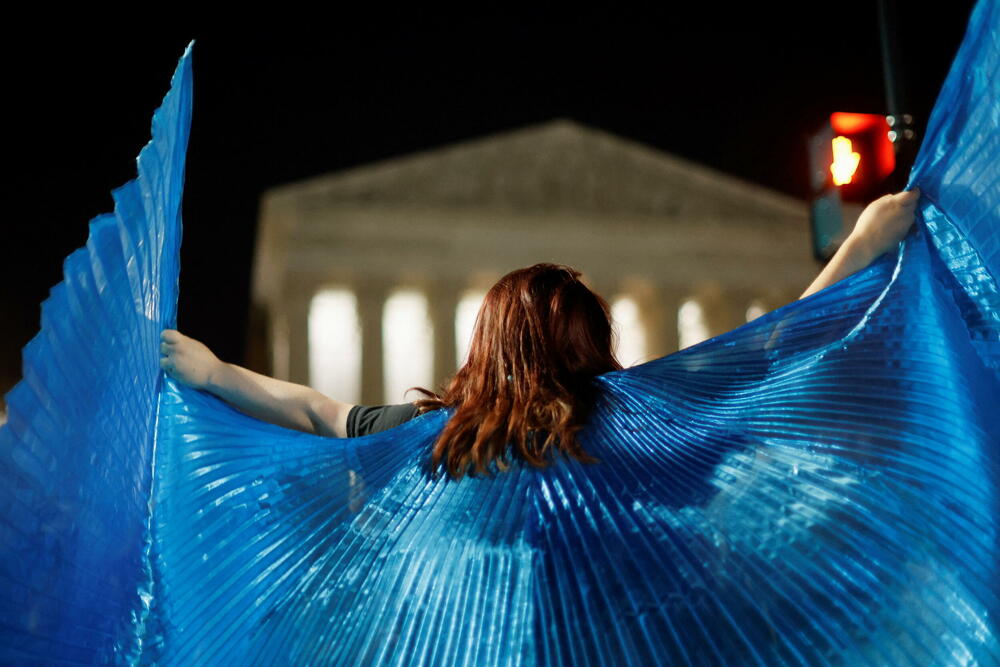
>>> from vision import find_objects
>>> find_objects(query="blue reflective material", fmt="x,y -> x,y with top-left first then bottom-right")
0,0 -> 998,661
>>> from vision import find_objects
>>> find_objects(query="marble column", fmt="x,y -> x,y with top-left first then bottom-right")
427,281 -> 460,393
620,280 -> 687,362
648,286 -> 688,358
356,282 -> 388,405
285,290 -> 313,386
693,281 -> 744,340
270,307 -> 291,381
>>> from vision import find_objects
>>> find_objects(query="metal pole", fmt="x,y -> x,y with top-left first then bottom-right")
878,0 -> 916,190
877,0 -> 904,118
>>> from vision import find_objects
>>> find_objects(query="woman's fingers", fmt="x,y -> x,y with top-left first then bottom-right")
897,189 -> 919,206
891,188 -> 920,212
849,189 -> 921,256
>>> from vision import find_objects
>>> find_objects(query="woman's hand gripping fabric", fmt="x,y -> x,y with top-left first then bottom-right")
160,329 -> 223,390
848,188 -> 921,257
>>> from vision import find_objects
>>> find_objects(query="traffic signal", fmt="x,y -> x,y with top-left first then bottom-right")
807,112 -> 905,261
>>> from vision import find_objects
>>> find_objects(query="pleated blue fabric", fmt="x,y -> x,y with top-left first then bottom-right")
1,0 -> 998,661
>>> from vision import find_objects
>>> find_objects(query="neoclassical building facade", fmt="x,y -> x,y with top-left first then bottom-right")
250,119 -> 820,405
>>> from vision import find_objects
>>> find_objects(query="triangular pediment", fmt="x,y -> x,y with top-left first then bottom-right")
272,118 -> 805,223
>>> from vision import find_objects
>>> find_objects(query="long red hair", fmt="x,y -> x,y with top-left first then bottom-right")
411,263 -> 622,480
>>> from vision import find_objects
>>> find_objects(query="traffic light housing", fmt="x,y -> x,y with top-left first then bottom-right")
808,112 -> 902,261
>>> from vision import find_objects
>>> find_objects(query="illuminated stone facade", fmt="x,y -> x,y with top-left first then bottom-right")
251,119 -> 818,404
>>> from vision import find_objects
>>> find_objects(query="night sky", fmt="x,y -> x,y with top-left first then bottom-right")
1,5 -> 978,388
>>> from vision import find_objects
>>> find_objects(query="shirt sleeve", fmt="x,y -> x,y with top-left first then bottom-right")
346,403 -> 421,437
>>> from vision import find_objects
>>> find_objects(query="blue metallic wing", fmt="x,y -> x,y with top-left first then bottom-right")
0,42 -> 191,663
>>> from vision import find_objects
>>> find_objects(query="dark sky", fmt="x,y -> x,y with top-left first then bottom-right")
1,5 -> 978,384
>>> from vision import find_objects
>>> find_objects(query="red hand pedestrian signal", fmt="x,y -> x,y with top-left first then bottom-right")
827,112 -> 895,194
830,136 -> 861,186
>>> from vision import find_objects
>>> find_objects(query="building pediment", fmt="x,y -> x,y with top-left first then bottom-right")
268,118 -> 805,224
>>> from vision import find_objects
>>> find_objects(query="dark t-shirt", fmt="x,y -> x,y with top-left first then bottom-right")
346,402 -> 421,437
345,403 -> 552,452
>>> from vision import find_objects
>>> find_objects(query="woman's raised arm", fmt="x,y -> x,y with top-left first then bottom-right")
798,189 -> 919,300
159,329 -> 353,438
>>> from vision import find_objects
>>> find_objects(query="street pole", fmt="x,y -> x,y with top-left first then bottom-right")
877,0 -> 917,191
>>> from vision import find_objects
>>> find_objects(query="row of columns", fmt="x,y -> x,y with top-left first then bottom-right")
276,280 -> 800,405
